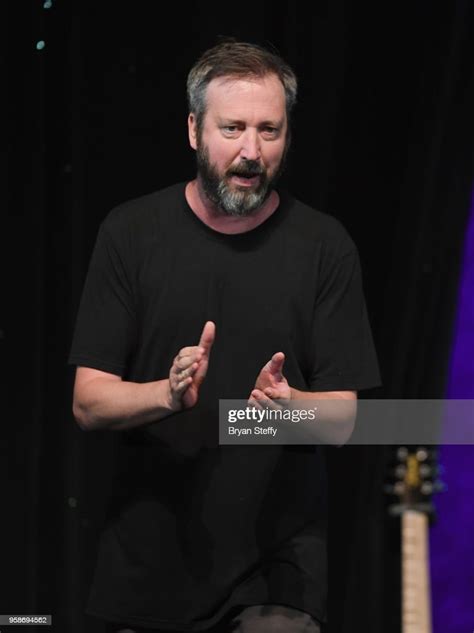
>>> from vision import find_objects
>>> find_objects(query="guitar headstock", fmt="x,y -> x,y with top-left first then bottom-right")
385,446 -> 444,517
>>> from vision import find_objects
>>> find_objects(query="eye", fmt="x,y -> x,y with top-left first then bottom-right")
262,126 -> 279,137
222,126 -> 239,134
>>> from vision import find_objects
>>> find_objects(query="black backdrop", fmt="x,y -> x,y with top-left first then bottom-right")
4,2 -> 474,632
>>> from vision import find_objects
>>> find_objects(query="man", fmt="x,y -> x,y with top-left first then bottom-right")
69,39 -> 380,633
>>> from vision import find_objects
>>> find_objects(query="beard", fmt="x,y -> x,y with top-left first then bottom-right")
195,138 -> 288,217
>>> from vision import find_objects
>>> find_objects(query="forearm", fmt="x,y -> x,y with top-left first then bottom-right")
73,377 -> 173,432
288,388 -> 357,446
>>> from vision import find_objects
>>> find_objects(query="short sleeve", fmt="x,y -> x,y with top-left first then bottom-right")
308,245 -> 381,391
68,223 -> 137,376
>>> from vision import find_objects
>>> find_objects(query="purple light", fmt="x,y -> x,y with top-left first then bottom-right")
430,186 -> 474,633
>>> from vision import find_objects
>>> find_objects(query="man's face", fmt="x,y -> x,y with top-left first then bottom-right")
188,74 -> 289,216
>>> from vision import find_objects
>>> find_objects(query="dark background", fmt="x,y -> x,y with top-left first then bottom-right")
4,1 -> 474,632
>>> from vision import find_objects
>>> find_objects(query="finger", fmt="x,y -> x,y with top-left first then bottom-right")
264,388 -> 289,409
264,352 -> 285,379
171,362 -> 200,393
174,375 -> 193,395
193,357 -> 209,387
174,362 -> 199,381
263,387 -> 285,400
177,345 -> 205,359
198,321 -> 216,354
251,390 -> 282,411
175,351 -> 203,370
248,396 -> 264,411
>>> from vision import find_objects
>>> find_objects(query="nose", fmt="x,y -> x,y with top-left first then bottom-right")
240,128 -> 261,161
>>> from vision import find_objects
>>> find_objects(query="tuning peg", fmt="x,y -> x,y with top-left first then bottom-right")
394,464 -> 406,479
397,447 -> 408,460
394,481 -> 405,496
416,447 -> 429,461
419,464 -> 432,478
421,482 -> 433,495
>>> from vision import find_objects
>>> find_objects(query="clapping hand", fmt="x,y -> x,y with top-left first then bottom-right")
248,352 -> 291,410
168,321 -> 215,411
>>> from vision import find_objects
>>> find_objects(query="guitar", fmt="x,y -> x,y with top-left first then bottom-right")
385,446 -> 443,633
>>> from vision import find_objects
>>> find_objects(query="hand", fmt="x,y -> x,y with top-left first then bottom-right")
168,321 -> 215,412
248,352 -> 291,410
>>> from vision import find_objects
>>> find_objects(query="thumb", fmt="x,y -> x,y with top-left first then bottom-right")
266,352 -> 285,378
198,321 -> 216,354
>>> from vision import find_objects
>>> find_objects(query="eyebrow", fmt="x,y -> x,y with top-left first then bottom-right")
218,118 -> 284,128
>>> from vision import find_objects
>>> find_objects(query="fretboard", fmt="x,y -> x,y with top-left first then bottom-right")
401,509 -> 432,633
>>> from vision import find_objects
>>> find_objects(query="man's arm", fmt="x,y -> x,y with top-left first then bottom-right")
248,353 -> 357,446
290,388 -> 357,401
72,321 -> 215,432
289,387 -> 357,446
72,367 -> 174,432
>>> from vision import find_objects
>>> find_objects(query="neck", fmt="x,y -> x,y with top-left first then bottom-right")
185,177 -> 279,235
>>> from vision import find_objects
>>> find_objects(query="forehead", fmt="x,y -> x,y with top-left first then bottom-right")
204,74 -> 287,123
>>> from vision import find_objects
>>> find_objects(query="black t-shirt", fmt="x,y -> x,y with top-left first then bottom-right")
68,182 -> 381,630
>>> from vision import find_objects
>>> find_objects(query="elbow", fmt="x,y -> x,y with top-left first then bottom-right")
333,416 -> 356,447
333,402 -> 357,446
72,395 -> 118,432
316,398 -> 357,447
72,398 -> 96,431
72,370 -> 121,431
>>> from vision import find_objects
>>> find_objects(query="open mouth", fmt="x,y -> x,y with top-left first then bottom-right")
231,174 -> 260,186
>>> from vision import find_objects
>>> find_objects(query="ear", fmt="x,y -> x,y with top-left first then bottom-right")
188,113 -> 198,150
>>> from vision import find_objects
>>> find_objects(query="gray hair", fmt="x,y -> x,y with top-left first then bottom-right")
186,38 -> 298,132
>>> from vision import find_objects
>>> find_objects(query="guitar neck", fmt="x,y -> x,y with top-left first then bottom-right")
401,510 -> 432,633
